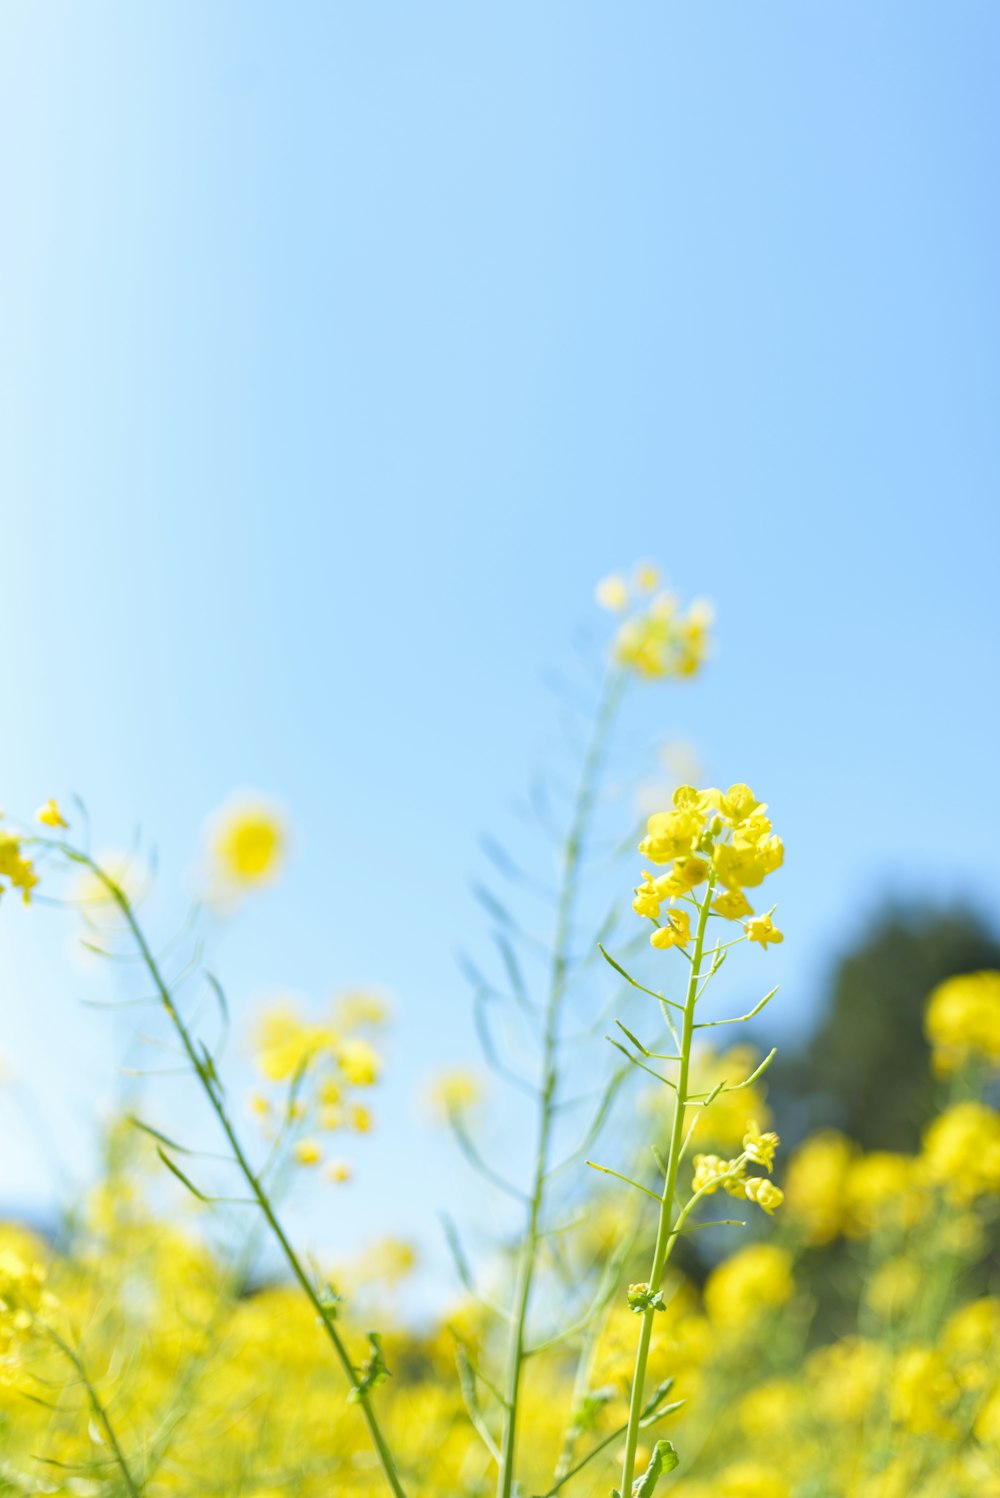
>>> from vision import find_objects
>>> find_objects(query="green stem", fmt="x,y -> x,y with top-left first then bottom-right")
618,876 -> 715,1497
69,851 -> 408,1498
43,1324 -> 142,1498
496,672 -> 625,1498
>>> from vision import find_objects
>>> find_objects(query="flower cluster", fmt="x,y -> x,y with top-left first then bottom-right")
0,821 -> 37,905
0,1235 -> 55,1375
251,995 -> 384,1182
634,783 -> 784,947
692,1121 -> 784,1215
924,970 -> 1000,1076
596,563 -> 713,679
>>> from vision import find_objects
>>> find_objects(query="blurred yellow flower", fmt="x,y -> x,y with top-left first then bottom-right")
35,798 -> 68,829
206,793 -> 286,890
596,572 -> 630,612
925,970 -> 1000,1076
425,1067 -> 483,1120
704,1243 -> 794,1327
293,1139 -> 322,1166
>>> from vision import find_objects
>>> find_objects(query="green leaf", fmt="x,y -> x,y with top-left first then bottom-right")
632,1440 -> 679,1497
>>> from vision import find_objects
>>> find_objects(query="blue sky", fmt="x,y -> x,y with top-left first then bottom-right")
2,3 -> 999,1291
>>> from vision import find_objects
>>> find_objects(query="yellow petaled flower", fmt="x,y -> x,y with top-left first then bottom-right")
248,1092 -> 271,1118
924,970 -> 1000,1076
0,827 -> 38,906
920,1100 -> 1000,1204
743,1176 -> 784,1214
633,869 -> 671,919
35,799 -> 68,829
611,585 -> 714,680
327,1159 -> 352,1183
650,908 -> 692,950
745,914 -> 784,950
596,572 -> 630,612
634,561 -> 661,593
206,794 -> 286,889
783,1130 -> 854,1246
692,1154 -> 743,1196
426,1067 -> 483,1120
743,1122 -> 780,1172
337,1038 -> 381,1088
331,989 -> 392,1031
293,1139 -> 322,1166
254,1001 -> 335,1083
349,1104 -> 372,1133
704,1243 -> 794,1327
713,889 -> 754,920
843,1152 -> 923,1237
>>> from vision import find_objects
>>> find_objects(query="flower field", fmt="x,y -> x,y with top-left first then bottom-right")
2,570 -> 998,1498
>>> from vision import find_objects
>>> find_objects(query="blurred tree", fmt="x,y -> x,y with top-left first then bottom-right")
772,904 -> 1000,1152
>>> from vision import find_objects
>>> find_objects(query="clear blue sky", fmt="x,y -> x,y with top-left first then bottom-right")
2,4 -> 999,1289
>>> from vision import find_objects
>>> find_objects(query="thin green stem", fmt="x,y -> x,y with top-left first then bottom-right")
618,876 -> 715,1497
42,1324 -> 141,1498
63,849 -> 408,1498
496,672 -> 625,1498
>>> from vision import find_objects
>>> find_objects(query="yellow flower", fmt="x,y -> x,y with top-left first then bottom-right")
890,1346 -> 961,1438
35,799 -> 68,829
206,794 -> 286,889
925,971 -> 1000,1076
692,1154 -> 743,1196
632,869 -> 671,919
743,1121 -> 780,1171
0,828 -> 38,906
783,1130 -> 853,1246
712,889 -> 753,921
650,909 -> 692,950
704,1243 -> 794,1327
337,1038 -> 381,1087
612,593 -> 714,679
920,1100 -> 1000,1204
254,1001 -> 334,1083
349,1104 -> 372,1133
745,914 -> 783,949
634,561 -> 661,593
743,1176 -> 784,1213
293,1139 -> 322,1166
842,1151 -> 922,1236
426,1068 -> 483,1120
327,1159 -> 352,1183
595,573 -> 630,612
331,989 -> 392,1031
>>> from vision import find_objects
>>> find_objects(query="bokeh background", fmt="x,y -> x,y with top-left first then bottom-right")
3,4 -> 999,1295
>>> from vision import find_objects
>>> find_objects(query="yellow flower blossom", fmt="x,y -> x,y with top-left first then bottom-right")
206,794 -> 286,889
595,572 -> 630,612
743,1176 -> 784,1213
920,1100 -> 1000,1204
426,1068 -> 483,1120
745,913 -> 783,949
293,1139 -> 322,1166
650,908 -> 692,950
35,798 -> 68,829
743,1122 -> 780,1171
704,1243 -> 794,1327
0,827 -> 38,905
337,1038 -> 381,1087
924,970 -> 1000,1076
783,1130 -> 854,1246
692,1154 -> 743,1196
327,1159 -> 352,1183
